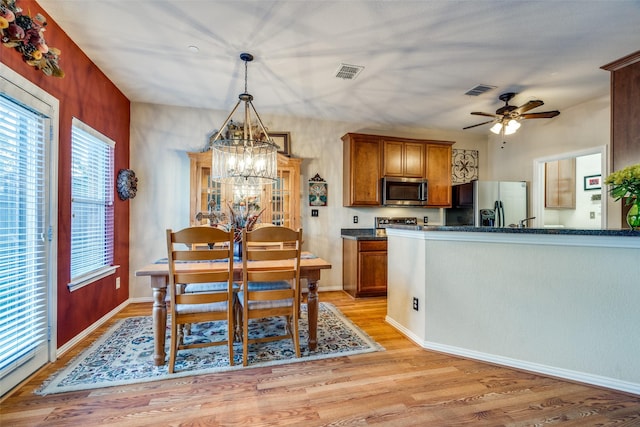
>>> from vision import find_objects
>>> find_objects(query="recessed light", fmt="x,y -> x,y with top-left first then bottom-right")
188,45 -> 200,53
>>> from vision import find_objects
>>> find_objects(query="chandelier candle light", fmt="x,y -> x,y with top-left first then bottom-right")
210,53 -> 278,192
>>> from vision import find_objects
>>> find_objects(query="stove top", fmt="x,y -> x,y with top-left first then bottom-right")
374,217 -> 418,228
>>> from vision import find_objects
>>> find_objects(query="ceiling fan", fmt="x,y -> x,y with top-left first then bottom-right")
463,92 -> 560,135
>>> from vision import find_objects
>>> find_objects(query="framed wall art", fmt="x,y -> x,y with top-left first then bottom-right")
584,174 -> 601,190
269,131 -> 291,156
309,173 -> 327,206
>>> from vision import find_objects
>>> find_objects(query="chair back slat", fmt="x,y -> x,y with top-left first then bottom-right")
176,292 -> 229,305
174,271 -> 230,284
246,269 -> 295,283
173,248 -> 230,261
247,289 -> 293,301
246,248 -> 298,261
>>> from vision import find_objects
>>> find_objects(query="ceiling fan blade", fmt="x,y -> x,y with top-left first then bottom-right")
463,120 -> 494,130
515,100 -> 544,114
521,111 -> 560,119
470,112 -> 497,118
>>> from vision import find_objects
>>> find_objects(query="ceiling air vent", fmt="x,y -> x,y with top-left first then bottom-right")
465,84 -> 497,96
335,63 -> 364,80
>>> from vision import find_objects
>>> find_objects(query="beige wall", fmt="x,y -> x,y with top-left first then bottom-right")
129,96 -> 610,298
386,228 -> 640,395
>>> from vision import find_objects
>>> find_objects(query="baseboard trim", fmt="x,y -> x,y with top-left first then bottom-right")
385,315 -> 640,396
129,296 -> 153,304
56,299 -> 130,358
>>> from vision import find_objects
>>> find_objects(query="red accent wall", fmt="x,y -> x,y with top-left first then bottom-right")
0,1 -> 131,347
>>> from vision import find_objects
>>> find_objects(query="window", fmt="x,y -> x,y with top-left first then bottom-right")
69,119 -> 115,290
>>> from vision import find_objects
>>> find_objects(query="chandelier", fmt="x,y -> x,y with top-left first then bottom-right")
210,53 -> 278,188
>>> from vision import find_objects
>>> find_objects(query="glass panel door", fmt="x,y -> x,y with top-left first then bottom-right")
0,75 -> 54,396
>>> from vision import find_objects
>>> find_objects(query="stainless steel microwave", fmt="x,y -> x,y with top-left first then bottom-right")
382,176 -> 428,206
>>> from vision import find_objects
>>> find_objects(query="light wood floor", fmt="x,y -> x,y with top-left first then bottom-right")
2,291 -> 640,426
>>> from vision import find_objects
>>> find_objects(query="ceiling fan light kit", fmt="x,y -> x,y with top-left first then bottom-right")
464,92 -> 560,135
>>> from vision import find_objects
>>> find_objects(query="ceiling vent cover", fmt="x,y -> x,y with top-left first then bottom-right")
465,84 -> 497,96
336,64 -> 364,80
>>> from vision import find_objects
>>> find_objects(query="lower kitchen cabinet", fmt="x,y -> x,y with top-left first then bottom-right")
342,239 -> 387,297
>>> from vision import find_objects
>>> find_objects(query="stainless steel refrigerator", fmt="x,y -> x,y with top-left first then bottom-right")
446,180 -> 528,227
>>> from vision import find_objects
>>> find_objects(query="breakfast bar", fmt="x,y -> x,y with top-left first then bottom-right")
385,226 -> 640,395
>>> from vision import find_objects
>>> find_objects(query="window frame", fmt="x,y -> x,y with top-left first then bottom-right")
68,118 -> 117,291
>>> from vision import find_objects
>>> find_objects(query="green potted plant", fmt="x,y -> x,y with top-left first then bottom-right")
605,163 -> 640,230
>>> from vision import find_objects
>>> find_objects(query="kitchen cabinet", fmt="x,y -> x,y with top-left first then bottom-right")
342,239 -> 387,298
188,150 -> 301,229
545,158 -> 575,209
263,155 -> 302,229
382,140 -> 425,178
343,133 -> 454,207
342,133 -> 383,206
602,51 -> 640,226
425,143 -> 453,207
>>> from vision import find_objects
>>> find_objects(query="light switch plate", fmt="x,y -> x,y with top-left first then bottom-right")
311,209 -> 319,217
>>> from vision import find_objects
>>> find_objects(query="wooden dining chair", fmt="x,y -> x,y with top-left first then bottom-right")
166,226 -> 235,373
239,226 -> 303,366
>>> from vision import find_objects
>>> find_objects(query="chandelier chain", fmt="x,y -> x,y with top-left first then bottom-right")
244,58 -> 248,94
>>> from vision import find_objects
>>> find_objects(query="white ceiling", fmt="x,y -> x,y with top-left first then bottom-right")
37,0 -> 640,133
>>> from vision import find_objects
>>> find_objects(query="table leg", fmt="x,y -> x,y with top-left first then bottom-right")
151,276 -> 168,366
306,272 -> 320,352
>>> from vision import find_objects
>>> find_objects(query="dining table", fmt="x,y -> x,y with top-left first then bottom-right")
135,252 -> 332,366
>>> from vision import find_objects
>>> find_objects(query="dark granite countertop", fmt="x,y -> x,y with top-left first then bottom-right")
387,224 -> 640,237
340,228 -> 387,240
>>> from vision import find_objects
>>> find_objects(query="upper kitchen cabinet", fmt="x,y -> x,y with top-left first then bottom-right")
425,143 -> 453,207
342,133 -> 454,207
601,51 -> 640,172
382,139 -> 425,178
602,51 -> 640,226
343,133 -> 383,206
545,158 -> 576,209
188,150 -> 301,229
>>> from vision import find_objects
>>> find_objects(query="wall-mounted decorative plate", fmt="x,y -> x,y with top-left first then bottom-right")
117,169 -> 138,200
452,149 -> 479,184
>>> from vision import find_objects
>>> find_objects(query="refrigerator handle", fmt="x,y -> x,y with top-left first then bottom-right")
494,200 -> 504,227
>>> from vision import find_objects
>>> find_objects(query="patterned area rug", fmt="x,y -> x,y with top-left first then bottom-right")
36,303 -> 383,395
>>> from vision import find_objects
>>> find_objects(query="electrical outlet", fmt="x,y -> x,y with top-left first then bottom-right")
412,297 -> 419,311
353,216 -> 358,224
590,211 -> 595,219
423,216 -> 429,224
115,277 -> 120,289
311,209 -> 319,217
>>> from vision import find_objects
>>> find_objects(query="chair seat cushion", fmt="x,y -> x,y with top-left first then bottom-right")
184,282 -> 238,293
247,281 -> 290,291
176,300 -> 228,314
237,292 -> 293,310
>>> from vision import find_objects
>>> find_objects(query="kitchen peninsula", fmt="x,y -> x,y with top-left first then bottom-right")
385,226 -> 640,395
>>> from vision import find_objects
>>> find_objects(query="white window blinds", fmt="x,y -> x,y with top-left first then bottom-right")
70,119 -> 114,287
0,94 -> 48,376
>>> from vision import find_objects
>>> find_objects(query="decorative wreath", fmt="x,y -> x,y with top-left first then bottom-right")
0,0 -> 64,77
116,169 -> 137,201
